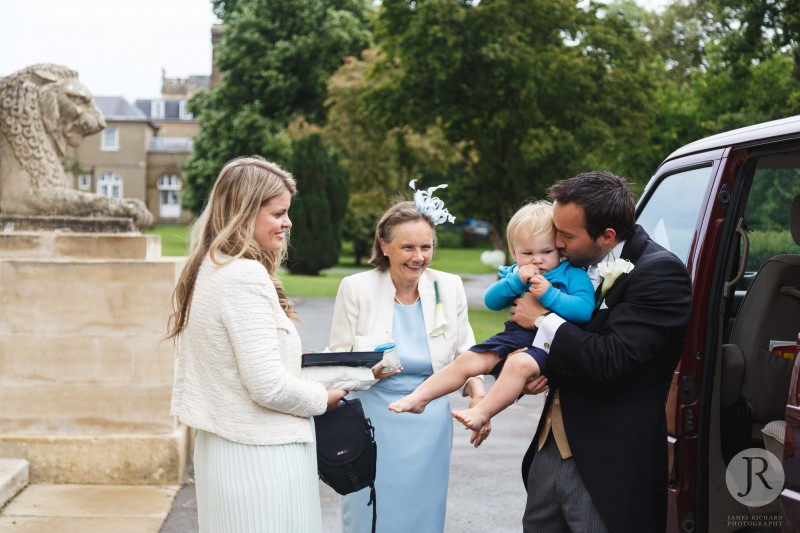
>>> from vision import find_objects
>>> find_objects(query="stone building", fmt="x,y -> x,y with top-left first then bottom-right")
69,84 -> 205,224
67,24 -> 221,225
68,96 -> 155,217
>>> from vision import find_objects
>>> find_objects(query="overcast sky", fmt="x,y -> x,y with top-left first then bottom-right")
1,0 -> 219,102
2,0 -> 670,103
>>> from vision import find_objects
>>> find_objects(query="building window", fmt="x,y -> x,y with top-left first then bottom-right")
101,128 -> 119,151
78,174 -> 91,190
97,172 -> 123,199
157,174 -> 182,218
151,100 -> 165,119
179,99 -> 192,120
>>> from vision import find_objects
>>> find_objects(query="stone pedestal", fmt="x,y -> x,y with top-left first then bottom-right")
0,224 -> 189,484
0,215 -> 137,233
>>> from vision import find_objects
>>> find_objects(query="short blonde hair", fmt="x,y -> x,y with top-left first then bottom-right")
506,200 -> 554,258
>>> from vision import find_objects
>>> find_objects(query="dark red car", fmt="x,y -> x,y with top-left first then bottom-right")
635,115 -> 800,532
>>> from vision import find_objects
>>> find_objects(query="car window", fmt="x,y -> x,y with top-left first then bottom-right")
637,165 -> 714,265
742,154 -> 800,273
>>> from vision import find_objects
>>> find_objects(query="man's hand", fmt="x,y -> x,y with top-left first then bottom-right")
522,375 -> 549,395
509,291 -> 548,329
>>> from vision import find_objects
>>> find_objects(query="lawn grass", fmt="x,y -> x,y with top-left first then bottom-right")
144,224 -> 503,299
433,246 -> 498,274
467,307 -> 508,342
144,224 -> 191,257
144,225 -> 504,337
279,271 -> 354,298
335,245 -> 499,275
281,276 -> 506,338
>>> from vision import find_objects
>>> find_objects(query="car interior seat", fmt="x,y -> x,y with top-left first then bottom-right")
720,194 -> 800,461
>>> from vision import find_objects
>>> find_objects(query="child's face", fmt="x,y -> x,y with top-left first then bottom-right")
511,230 -> 560,273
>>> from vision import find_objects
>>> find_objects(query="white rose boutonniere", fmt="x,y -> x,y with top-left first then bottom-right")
596,258 -> 634,308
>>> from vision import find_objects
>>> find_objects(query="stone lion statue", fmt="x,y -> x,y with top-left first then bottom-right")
0,64 -> 153,228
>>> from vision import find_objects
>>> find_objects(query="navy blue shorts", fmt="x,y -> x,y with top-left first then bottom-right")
470,320 -> 536,359
470,321 -> 548,377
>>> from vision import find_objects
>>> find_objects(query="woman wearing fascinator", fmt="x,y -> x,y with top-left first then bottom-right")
327,181 -> 487,533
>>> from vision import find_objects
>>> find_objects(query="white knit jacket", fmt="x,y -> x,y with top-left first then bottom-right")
170,255 -> 328,445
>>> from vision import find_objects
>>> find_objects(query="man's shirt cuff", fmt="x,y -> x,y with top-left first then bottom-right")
532,313 -> 566,352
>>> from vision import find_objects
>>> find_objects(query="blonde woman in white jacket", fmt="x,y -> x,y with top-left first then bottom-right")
167,156 -> 346,533
328,198 -> 488,533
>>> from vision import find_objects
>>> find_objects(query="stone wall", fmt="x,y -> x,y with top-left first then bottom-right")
0,227 -> 189,484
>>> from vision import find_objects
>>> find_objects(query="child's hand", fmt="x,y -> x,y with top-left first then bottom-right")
528,274 -> 551,298
518,264 -> 540,283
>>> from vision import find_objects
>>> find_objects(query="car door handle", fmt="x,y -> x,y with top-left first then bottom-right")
724,218 -> 749,298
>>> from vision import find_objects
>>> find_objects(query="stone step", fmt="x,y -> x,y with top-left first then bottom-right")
0,259 -> 180,335
0,333 -> 174,384
0,427 -> 188,484
0,458 -> 28,509
0,383 -> 174,433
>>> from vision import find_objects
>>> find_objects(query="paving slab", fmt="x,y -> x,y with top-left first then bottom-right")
0,516 -> 166,532
0,484 -> 178,533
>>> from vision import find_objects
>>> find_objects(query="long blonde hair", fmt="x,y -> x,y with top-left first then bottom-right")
166,156 -> 298,341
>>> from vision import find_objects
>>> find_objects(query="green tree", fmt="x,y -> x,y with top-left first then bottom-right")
605,0 -> 800,177
340,190 -> 385,264
182,0 -> 374,214
324,48 -> 462,260
285,133 -> 349,274
368,0 -> 663,250
712,0 -> 800,81
643,0 -> 800,142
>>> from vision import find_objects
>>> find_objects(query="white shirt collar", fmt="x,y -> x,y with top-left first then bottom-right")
601,241 -> 626,265
588,241 -> 627,289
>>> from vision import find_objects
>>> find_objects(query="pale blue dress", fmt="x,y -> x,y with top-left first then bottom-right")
341,300 -> 453,533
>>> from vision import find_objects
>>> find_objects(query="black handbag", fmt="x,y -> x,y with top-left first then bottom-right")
314,397 -> 377,532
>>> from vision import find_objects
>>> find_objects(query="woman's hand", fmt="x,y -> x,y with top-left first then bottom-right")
464,377 -> 491,447
470,421 -> 492,448
468,396 -> 492,448
371,362 -> 403,380
325,389 -> 348,412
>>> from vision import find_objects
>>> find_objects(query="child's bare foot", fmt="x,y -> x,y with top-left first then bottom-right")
452,407 -> 489,431
388,394 -> 427,414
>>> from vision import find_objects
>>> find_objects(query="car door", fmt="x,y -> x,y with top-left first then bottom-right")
637,140 -> 800,532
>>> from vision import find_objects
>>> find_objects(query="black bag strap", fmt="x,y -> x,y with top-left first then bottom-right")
342,440 -> 376,533
368,483 -> 376,533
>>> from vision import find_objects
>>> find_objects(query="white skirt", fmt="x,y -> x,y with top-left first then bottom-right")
194,430 -> 323,533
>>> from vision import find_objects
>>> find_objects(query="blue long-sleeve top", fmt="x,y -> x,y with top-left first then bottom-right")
483,260 -> 595,324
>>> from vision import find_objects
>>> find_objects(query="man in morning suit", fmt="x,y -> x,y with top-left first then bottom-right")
509,171 -> 692,532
